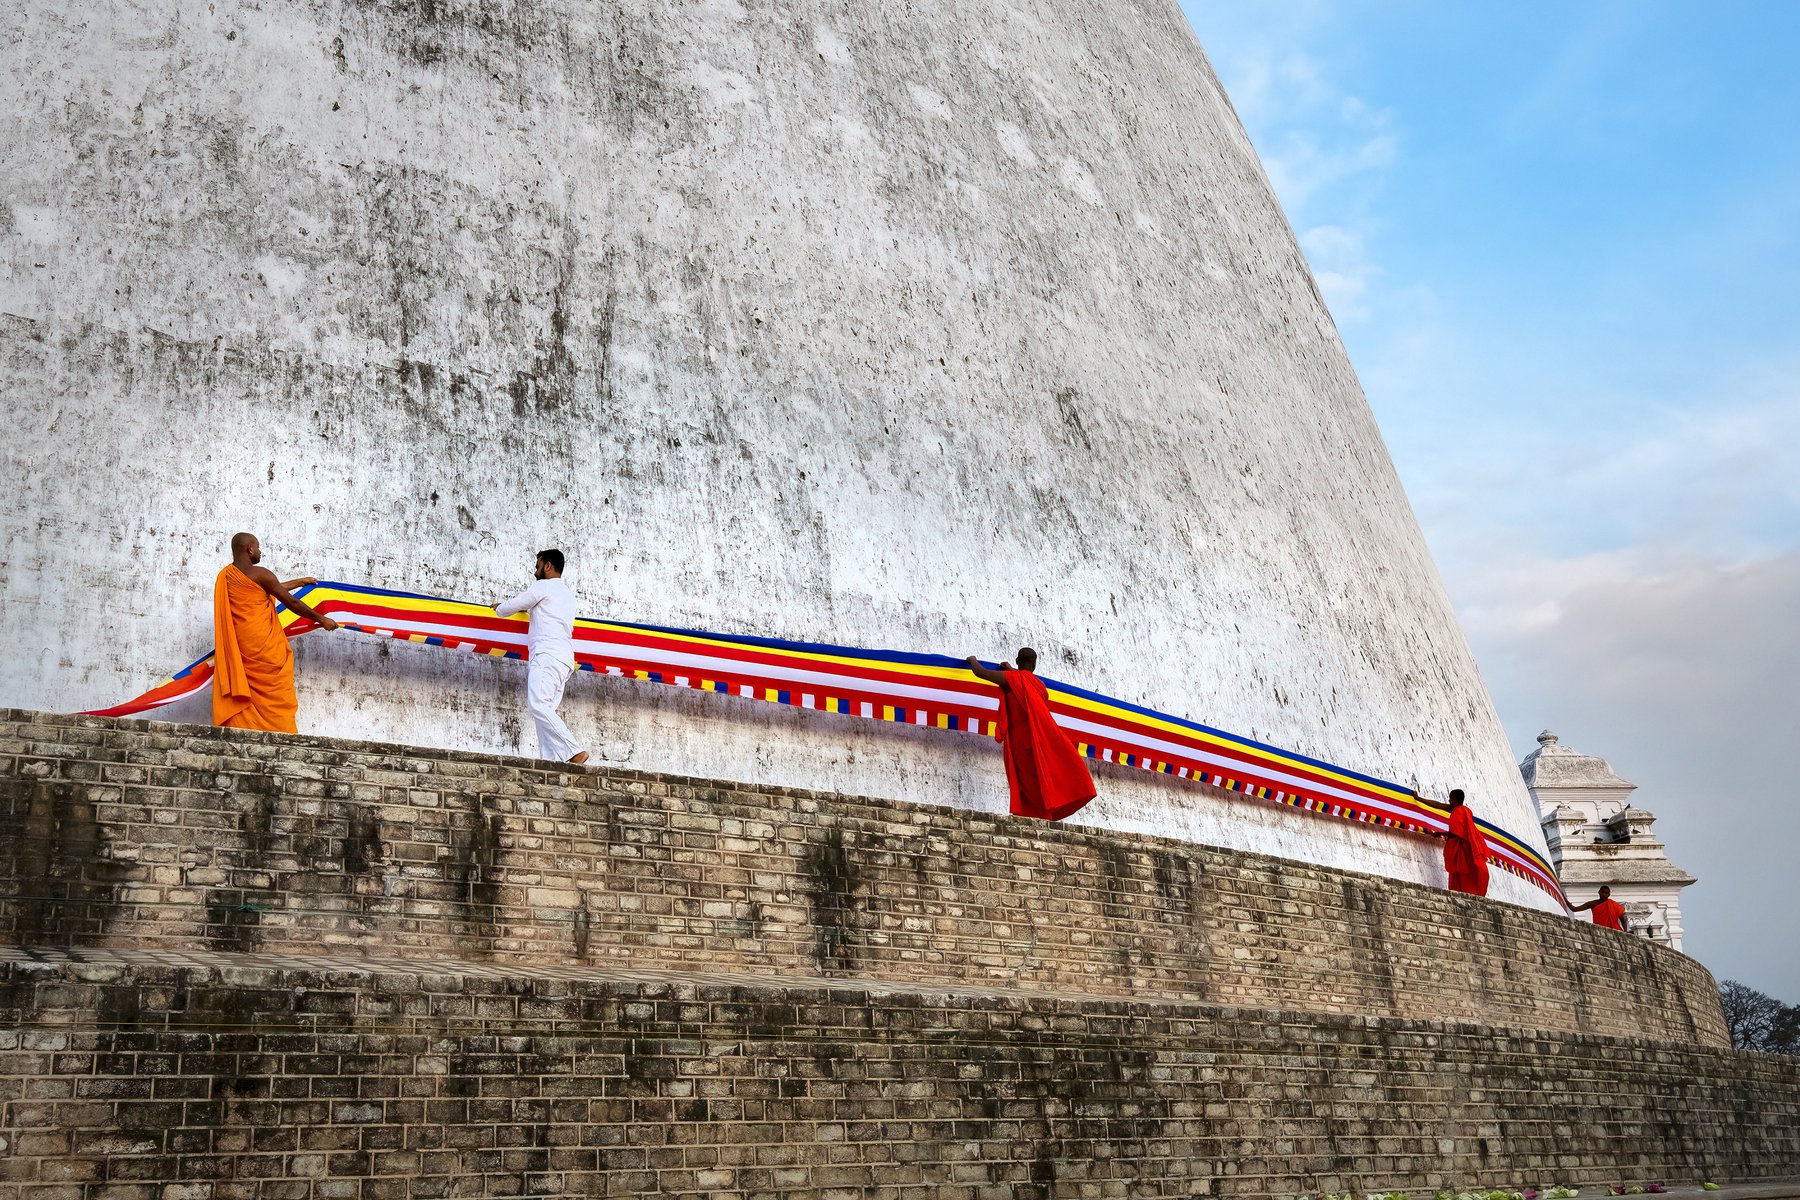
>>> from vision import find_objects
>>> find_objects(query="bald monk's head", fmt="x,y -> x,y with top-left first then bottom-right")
231,532 -> 262,566
1598,884 -> 1612,900
1447,788 -> 1466,809
1016,647 -> 1038,672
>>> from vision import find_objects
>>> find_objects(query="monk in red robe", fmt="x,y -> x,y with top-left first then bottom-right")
965,647 -> 1096,821
1433,787 -> 1490,897
1572,885 -> 1630,932
213,532 -> 340,732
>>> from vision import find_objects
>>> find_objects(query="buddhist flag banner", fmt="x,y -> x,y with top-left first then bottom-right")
83,580 -> 1568,908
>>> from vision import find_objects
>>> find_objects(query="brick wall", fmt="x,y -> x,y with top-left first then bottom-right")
0,948 -> 1796,1199
0,711 -> 1727,1048
1,711 -> 1795,1198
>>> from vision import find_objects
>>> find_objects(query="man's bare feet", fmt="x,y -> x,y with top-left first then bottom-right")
569,751 -> 590,766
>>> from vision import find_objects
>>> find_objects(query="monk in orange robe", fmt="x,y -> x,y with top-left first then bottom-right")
1572,885 -> 1630,932
1435,788 -> 1490,897
213,532 -> 339,732
965,648 -> 1096,821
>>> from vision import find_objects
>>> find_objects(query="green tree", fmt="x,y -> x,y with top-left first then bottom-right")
1720,979 -> 1799,1054
1770,1001 -> 1800,1056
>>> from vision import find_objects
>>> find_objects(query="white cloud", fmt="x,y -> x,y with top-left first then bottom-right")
1224,47 -> 1335,130
1299,223 -> 1373,321
1198,29 -> 1397,329
1261,125 -> 1397,214
1217,46 -> 1396,216
1406,368 -> 1800,577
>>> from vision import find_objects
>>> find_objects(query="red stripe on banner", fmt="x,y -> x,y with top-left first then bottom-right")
318,599 -> 522,637
81,667 -> 215,718
578,624 -> 1000,701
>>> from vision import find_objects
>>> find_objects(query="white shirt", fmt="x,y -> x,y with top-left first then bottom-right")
495,577 -> 578,670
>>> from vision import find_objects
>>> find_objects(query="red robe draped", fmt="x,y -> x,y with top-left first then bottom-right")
1591,898 -> 1626,930
994,669 -> 1096,821
213,564 -> 299,733
1443,804 -> 1490,896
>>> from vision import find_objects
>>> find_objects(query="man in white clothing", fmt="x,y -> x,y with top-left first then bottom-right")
495,549 -> 589,766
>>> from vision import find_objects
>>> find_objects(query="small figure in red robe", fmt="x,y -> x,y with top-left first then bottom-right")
1571,885 -> 1630,932
1430,787 -> 1490,897
965,647 -> 1096,822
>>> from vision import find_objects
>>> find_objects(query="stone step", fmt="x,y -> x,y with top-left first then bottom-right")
1,945 -> 1796,1199
0,709 -> 1729,1049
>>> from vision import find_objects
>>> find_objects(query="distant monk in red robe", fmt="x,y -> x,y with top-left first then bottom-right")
1432,787 -> 1490,897
965,647 -> 1096,822
1571,885 -> 1630,932
213,532 -> 340,733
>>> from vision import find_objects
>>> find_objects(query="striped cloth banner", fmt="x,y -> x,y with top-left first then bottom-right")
83,580 -> 1568,907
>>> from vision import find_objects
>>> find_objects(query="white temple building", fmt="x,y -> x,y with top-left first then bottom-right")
1521,731 -> 1696,950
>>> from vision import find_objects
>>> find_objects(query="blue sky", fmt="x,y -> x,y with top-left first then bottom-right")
1182,2 -> 1800,997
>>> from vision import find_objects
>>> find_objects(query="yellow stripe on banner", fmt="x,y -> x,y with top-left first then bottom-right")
309,587 -> 521,625
882,705 -> 895,722
765,687 -> 779,703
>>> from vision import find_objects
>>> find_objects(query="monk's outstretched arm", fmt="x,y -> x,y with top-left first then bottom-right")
1568,899 -> 1600,912
1410,790 -> 1448,837
247,565 -> 339,631
964,657 -> 1010,687
280,576 -> 317,591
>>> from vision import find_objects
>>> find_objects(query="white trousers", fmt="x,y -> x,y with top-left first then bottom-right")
525,657 -> 584,762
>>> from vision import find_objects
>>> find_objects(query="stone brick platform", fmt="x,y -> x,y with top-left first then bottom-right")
2,945 -> 1799,1198
2,711 -> 1798,1197
0,711 -> 1727,1046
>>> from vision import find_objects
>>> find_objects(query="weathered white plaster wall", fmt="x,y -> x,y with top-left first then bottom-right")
0,0 -> 1557,909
